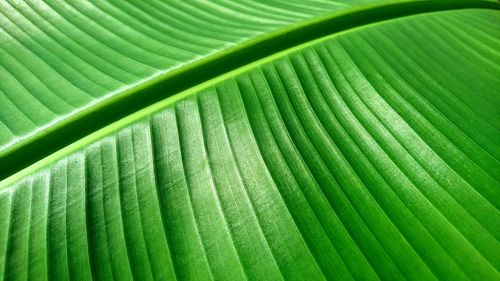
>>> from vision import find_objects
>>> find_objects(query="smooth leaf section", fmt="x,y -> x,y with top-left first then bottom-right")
1,9 -> 499,281
1,0 -> 499,179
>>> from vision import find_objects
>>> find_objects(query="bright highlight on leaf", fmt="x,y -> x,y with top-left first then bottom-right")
0,1 -> 499,281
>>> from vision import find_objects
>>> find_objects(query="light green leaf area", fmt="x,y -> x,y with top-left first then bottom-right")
1,0 -> 498,178
0,0 -> 407,162
1,6 -> 500,281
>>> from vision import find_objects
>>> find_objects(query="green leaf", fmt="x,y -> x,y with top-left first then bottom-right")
0,0 -> 415,177
1,2 -> 499,281
1,0 -> 498,178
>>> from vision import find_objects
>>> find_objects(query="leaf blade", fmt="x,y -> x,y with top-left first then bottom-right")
2,8 -> 499,281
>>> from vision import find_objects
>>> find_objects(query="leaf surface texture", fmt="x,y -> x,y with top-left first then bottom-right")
0,0 -> 406,158
1,6 -> 500,281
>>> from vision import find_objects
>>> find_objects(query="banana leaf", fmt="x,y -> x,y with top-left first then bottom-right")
0,1 -> 499,281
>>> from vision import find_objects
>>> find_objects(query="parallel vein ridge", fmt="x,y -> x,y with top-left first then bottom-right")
1,0 -> 499,180
1,8 -> 499,281
0,0 -> 382,159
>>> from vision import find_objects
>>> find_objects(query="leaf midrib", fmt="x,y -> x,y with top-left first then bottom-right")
0,0 -> 498,182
